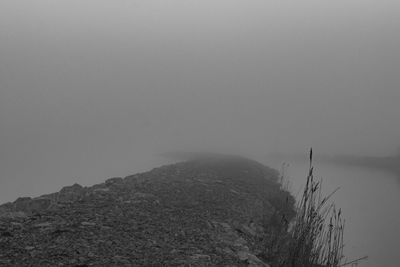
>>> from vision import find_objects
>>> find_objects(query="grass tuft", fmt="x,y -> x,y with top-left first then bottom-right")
263,148 -> 355,267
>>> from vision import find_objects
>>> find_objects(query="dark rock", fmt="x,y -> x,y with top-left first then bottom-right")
81,222 -> 96,227
58,183 -> 85,203
105,177 -> 123,186
14,197 -> 32,211
29,197 -> 52,213
0,202 -> 13,213
34,222 -> 52,228
1,231 -> 13,237
132,192 -> 156,199
189,254 -> 211,262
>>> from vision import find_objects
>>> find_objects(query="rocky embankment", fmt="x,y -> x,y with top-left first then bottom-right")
0,157 -> 295,266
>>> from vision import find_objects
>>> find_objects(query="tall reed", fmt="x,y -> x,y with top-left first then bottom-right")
265,148 -> 346,267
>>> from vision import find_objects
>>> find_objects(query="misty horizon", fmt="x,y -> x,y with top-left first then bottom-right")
1,0 -> 400,203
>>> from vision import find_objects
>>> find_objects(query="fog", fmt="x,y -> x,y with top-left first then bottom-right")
1,0 -> 400,203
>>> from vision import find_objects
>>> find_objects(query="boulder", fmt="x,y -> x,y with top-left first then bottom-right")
14,197 -> 32,211
58,183 -> 85,203
105,177 -> 123,187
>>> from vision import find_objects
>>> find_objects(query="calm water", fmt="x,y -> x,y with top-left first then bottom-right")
267,160 -> 400,267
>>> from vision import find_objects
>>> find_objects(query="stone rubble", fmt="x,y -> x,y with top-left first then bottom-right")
0,157 -> 295,266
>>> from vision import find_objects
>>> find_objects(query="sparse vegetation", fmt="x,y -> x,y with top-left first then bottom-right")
263,149 -> 348,267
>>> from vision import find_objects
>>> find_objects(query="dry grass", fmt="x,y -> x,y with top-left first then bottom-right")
263,149 -> 348,267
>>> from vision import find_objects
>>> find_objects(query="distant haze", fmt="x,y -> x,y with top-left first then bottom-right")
1,0 -> 400,202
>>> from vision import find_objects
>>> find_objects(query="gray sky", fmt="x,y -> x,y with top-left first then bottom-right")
1,0 -> 400,202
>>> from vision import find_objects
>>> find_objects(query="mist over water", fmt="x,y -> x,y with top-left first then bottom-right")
0,2 -> 400,265
267,160 -> 400,267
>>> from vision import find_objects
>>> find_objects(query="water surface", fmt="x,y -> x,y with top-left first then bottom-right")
267,160 -> 400,267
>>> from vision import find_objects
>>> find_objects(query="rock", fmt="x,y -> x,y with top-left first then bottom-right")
219,222 -> 232,230
234,237 -> 248,247
189,254 -> 211,262
14,197 -> 32,211
58,183 -> 85,203
170,248 -> 182,254
29,197 -> 52,213
105,177 -> 123,186
124,174 -> 139,184
1,231 -> 13,237
81,222 -> 96,226
112,255 -> 130,264
230,189 -> 240,194
247,253 -> 270,267
241,224 -> 257,236
10,222 -> 23,227
1,195 -> 54,215
132,192 -> 156,199
34,222 -> 52,228
93,187 -> 110,193
221,247 -> 236,257
0,202 -> 13,213
238,250 -> 249,261
0,211 -> 27,219
237,251 -> 270,267
0,157 -> 294,267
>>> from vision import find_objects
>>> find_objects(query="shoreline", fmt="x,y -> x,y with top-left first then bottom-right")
267,153 -> 400,177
